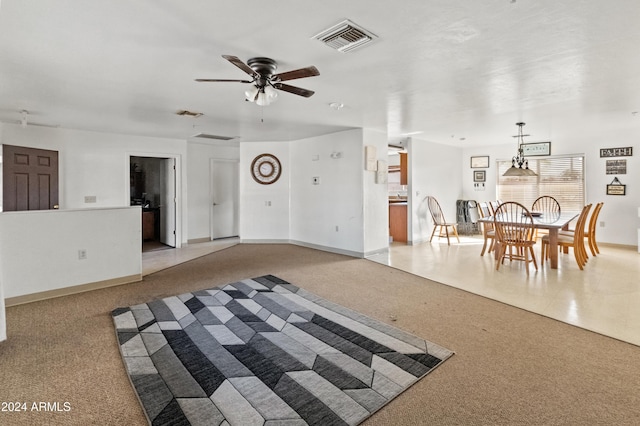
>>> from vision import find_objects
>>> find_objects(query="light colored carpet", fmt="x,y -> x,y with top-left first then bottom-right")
1,244 -> 640,425
113,274 -> 452,425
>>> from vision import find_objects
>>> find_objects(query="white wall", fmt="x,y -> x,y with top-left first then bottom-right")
0,207 -> 141,299
290,129 -> 366,255
461,132 -> 640,246
187,141 -> 240,241
239,128 -> 389,257
409,138 -> 463,244
0,258 -> 4,341
2,124 -> 190,244
363,129 -> 391,255
240,142 -> 291,241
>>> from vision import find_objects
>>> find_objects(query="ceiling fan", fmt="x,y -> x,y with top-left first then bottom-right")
0,110 -> 59,128
195,55 -> 320,106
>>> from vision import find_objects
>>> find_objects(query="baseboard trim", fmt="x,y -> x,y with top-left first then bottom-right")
240,239 -> 290,244
239,239 -> 367,258
289,240 -> 364,258
598,242 -> 637,251
5,274 -> 142,307
364,247 -> 389,258
187,237 -> 211,245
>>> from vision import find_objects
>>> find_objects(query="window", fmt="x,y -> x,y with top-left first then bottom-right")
388,166 -> 403,193
497,154 -> 585,211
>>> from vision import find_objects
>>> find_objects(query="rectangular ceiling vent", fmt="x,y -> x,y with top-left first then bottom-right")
191,132 -> 236,141
313,19 -> 377,53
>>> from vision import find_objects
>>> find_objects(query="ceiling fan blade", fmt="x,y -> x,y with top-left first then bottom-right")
273,66 -> 319,82
195,78 -> 252,83
222,55 -> 259,78
275,83 -> 315,98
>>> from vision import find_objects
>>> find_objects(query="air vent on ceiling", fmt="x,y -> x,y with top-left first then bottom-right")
191,132 -> 236,141
176,110 -> 203,117
313,19 -> 377,53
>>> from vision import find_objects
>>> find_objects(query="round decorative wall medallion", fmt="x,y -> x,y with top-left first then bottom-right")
250,153 -> 281,185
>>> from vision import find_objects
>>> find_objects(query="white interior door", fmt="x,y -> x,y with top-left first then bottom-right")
210,159 -> 239,240
160,158 -> 176,247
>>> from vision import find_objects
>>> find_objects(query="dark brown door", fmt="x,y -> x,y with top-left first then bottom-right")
2,144 -> 59,211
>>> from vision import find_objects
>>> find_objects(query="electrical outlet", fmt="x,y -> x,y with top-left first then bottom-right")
265,201 -> 272,207
600,221 -> 605,227
335,225 -> 339,232
78,249 -> 87,260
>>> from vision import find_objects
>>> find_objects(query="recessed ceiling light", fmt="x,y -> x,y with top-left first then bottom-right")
329,102 -> 344,110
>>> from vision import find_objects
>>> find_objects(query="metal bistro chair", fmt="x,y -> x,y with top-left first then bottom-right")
426,196 -> 460,245
493,202 -> 538,275
542,203 -> 592,270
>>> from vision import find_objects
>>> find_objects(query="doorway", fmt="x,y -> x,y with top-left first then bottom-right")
130,156 -> 177,252
210,159 -> 239,240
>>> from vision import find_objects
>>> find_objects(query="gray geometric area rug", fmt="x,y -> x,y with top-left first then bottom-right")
112,275 -> 454,425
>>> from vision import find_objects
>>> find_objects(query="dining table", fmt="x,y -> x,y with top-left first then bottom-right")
478,211 -> 580,269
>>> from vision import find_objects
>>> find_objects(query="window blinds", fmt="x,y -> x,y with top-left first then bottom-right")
497,155 -> 585,211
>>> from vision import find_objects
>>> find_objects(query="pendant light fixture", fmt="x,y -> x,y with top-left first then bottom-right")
503,122 -> 537,176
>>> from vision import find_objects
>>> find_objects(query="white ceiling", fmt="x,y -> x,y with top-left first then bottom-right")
1,0 -> 639,146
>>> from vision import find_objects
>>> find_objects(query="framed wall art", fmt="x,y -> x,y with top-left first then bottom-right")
521,141 -> 551,156
365,145 -> 377,171
606,177 -> 626,196
473,170 -> 486,182
606,159 -> 627,175
600,147 -> 633,157
375,160 -> 388,184
606,184 -> 626,196
470,156 -> 489,168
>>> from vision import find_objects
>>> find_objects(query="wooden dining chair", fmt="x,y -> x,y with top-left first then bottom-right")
488,200 -> 501,215
477,201 -> 496,256
426,196 -> 460,245
493,202 -> 538,274
586,202 -> 604,256
541,203 -> 592,270
560,202 -> 603,257
532,195 -> 561,215
531,196 -> 561,239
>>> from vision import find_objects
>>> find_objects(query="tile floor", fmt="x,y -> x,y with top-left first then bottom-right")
142,236 -> 640,347
142,238 -> 239,276
368,235 -> 640,347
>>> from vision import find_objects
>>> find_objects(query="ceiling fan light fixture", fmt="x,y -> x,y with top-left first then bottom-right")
245,85 -> 259,102
198,55 -> 319,106
264,85 -> 278,101
256,91 -> 269,106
